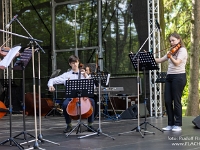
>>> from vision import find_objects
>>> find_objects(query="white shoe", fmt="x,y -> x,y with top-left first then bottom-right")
172,126 -> 182,132
162,126 -> 174,131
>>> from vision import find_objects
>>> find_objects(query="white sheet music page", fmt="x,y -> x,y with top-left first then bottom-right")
0,46 -> 21,69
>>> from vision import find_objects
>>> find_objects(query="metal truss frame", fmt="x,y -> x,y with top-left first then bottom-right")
2,0 -> 162,116
148,0 -> 162,117
51,0 -> 103,72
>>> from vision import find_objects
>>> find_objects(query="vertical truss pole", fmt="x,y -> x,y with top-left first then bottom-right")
2,0 -> 13,80
97,0 -> 103,71
148,0 -> 162,117
51,0 -> 57,72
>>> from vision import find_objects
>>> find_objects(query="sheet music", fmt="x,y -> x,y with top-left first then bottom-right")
106,74 -> 110,86
13,48 -> 32,70
0,46 -> 21,70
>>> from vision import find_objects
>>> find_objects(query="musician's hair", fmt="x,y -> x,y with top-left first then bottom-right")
68,55 -> 79,63
168,32 -> 185,47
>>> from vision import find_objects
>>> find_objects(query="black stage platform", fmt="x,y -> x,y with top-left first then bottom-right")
0,114 -> 199,150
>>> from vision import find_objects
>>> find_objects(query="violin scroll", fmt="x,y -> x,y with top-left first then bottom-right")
167,43 -> 181,58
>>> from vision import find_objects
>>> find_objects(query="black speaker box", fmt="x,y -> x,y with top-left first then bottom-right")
120,103 -> 149,119
192,116 -> 200,128
120,104 -> 138,119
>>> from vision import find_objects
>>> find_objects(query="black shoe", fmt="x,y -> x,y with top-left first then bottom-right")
63,126 -> 72,133
87,126 -> 97,132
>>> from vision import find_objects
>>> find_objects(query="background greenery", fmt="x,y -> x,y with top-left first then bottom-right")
1,0 -> 195,114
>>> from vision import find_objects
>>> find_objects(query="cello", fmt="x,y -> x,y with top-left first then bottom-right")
0,101 -> 7,119
67,97 -> 93,120
66,63 -> 93,120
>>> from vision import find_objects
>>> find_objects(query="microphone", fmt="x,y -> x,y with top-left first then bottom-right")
6,14 -> 18,29
155,19 -> 161,32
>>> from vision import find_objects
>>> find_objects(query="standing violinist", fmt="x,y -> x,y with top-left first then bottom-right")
47,55 -> 96,133
155,32 -> 187,132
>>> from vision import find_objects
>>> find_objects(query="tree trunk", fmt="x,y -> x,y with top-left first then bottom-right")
186,0 -> 200,116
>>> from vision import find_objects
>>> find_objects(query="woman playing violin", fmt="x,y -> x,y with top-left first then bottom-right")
47,55 -> 96,133
155,32 -> 187,132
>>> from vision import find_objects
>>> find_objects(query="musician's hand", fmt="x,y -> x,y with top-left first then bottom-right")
49,86 -> 55,92
80,68 -> 88,78
15,52 -> 20,57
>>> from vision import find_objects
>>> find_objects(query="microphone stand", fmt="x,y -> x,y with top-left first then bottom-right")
13,16 -> 59,148
15,18 -> 45,53
0,29 -> 42,43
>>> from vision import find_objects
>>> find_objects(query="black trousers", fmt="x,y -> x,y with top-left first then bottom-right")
164,73 -> 186,126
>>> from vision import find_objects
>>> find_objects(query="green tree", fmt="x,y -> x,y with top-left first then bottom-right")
186,0 -> 200,116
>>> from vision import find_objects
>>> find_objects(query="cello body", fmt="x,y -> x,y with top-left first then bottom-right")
25,92 -> 54,116
67,97 -> 93,120
0,101 -> 7,119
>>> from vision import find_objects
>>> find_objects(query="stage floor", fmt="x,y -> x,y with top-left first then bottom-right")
0,114 -> 199,150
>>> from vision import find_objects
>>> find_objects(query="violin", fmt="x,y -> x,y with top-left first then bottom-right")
167,43 -> 181,58
0,47 -> 10,57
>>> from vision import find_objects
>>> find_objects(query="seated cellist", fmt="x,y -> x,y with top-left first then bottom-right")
47,55 -> 96,133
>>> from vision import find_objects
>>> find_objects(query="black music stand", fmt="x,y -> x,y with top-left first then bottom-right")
131,52 -> 162,133
91,72 -> 108,87
119,52 -> 162,138
91,72 -> 118,120
155,72 -> 167,117
12,48 -> 35,141
65,79 -> 96,138
0,46 -> 24,150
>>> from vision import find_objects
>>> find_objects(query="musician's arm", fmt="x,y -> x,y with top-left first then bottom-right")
47,73 -> 69,92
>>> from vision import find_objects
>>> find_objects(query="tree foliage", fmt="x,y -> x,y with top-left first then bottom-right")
186,0 -> 200,116
9,0 -> 140,93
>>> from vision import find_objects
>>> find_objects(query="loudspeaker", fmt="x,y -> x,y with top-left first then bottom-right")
120,104 -> 138,119
120,103 -> 149,119
192,116 -> 200,128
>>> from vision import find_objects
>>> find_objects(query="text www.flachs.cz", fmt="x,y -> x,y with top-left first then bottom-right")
172,142 -> 200,146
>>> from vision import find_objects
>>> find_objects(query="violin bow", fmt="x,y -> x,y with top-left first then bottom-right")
0,37 -> 11,48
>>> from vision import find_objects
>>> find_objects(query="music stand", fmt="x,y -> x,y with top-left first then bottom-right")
91,72 -> 117,120
78,72 -> 115,140
119,52 -> 162,138
65,79 -> 96,138
155,72 -> 167,117
91,72 -> 108,87
13,48 -> 35,141
0,46 -> 24,150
